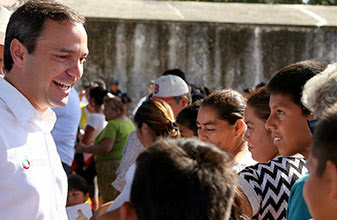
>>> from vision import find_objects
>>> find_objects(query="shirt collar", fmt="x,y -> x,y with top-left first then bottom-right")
0,77 -> 56,129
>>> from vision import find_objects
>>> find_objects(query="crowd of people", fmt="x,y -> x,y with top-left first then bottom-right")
1,1 -> 337,220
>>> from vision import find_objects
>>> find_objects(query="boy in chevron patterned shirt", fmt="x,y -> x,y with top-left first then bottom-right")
238,60 -> 327,219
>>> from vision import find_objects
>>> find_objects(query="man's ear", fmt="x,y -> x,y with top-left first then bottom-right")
234,119 -> 245,137
10,39 -> 27,69
326,161 -> 337,200
120,202 -> 137,220
180,96 -> 189,108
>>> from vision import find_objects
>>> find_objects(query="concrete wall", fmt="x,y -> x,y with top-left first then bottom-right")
60,1 -> 337,111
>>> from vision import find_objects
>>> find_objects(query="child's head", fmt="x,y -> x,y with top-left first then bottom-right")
265,60 -> 327,158
67,174 -> 89,207
303,104 -> 337,220
176,100 -> 201,138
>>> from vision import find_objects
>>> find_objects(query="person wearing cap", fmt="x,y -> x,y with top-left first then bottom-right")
0,6 -> 11,75
152,74 -> 190,119
109,79 -> 122,97
0,1 -> 88,219
99,138 -> 238,220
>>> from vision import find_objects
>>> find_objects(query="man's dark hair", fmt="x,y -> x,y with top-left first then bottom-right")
201,89 -> 246,125
130,138 -> 237,220
311,103 -> 337,176
4,0 -> 85,72
68,174 -> 89,195
266,60 -> 327,115
176,100 -> 201,136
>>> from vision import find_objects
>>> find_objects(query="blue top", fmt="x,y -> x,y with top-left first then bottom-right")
51,88 -> 81,166
286,174 -> 312,220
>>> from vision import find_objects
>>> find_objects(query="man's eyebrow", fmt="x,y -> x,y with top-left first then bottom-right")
245,121 -> 253,125
53,48 -> 89,57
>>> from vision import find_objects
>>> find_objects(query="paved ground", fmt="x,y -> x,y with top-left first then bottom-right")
59,0 -> 337,27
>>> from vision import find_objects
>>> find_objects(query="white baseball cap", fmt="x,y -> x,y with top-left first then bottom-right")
0,6 -> 11,45
107,163 -> 136,211
152,75 -> 189,102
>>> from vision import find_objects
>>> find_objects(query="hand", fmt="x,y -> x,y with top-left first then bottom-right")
75,143 -> 85,154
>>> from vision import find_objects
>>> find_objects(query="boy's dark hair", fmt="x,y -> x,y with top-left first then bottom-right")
311,103 -> 337,176
4,0 -> 85,72
266,60 -> 327,115
89,86 -> 107,106
176,100 -> 201,136
68,174 -> 89,195
130,138 -> 237,220
200,89 -> 246,125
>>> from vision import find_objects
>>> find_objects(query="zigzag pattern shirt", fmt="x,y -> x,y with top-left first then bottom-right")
238,156 -> 308,220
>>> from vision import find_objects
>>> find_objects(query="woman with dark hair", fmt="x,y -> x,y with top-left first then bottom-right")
243,87 -> 278,162
76,96 -> 135,204
90,98 -> 180,220
238,87 -> 307,220
81,86 -> 107,145
197,89 -> 255,172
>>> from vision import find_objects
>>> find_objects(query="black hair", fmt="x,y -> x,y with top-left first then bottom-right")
68,174 -> 89,195
200,89 -> 246,125
176,100 -> 201,136
131,138 -> 237,220
267,60 -> 327,115
162,68 -> 188,84
4,0 -> 85,72
89,86 -> 107,106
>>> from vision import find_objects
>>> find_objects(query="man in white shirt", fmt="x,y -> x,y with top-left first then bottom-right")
0,1 -> 88,219
0,6 -> 11,75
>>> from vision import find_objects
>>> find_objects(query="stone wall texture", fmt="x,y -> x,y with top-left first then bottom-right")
61,1 -> 337,111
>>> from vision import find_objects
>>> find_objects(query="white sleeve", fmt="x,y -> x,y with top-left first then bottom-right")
86,114 -> 101,130
238,172 -> 261,216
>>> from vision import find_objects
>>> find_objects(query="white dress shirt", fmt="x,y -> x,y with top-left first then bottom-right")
0,77 -> 68,220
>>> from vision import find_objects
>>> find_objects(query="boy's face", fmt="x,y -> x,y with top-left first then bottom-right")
303,156 -> 332,220
265,94 -> 312,158
66,190 -> 89,207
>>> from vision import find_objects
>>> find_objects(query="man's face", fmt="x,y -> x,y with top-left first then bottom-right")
303,156 -> 332,220
265,94 -> 312,158
166,98 -> 187,119
16,19 -> 88,113
110,84 -> 118,93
